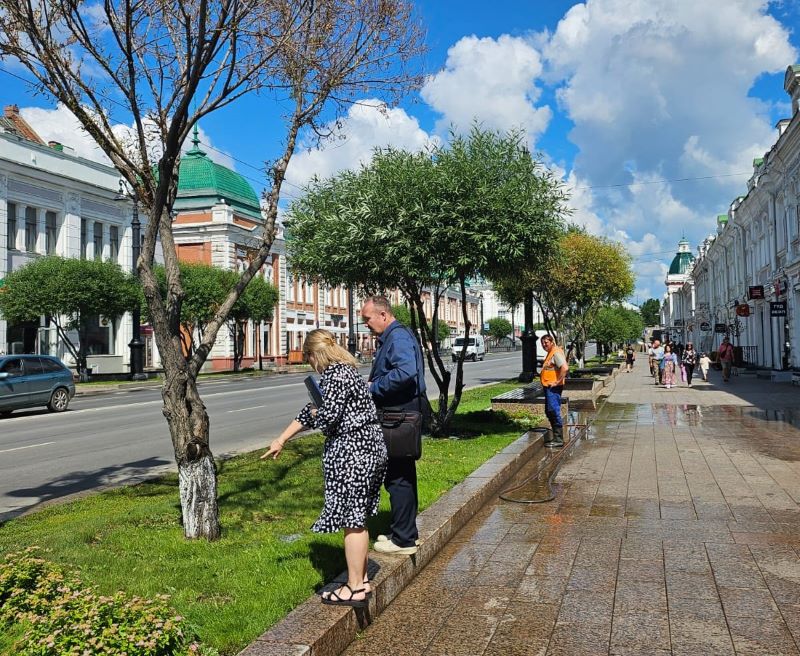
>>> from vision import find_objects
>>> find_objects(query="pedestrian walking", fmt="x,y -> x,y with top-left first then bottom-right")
361,296 -> 426,556
699,352 -> 711,381
625,344 -> 635,372
261,329 -> 387,608
540,334 -> 569,447
682,342 -> 697,387
661,344 -> 678,388
648,339 -> 664,384
718,336 -> 734,382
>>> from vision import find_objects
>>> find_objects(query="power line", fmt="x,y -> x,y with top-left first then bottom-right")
570,171 -> 752,191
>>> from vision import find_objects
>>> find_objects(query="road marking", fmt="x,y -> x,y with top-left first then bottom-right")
227,405 -> 268,413
0,441 -> 55,454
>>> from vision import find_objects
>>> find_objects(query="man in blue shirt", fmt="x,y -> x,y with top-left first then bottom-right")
362,295 -> 426,555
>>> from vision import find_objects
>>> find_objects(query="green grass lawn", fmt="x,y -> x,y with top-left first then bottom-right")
0,381 -> 528,655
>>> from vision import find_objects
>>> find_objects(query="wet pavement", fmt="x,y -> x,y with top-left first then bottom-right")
344,365 -> 800,655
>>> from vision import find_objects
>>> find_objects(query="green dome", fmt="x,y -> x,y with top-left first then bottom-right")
175,128 -> 261,219
668,239 -> 694,275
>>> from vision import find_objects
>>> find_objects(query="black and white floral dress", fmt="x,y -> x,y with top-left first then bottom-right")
296,363 -> 388,533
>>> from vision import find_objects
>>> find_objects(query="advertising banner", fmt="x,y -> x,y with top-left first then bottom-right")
748,286 -> 765,300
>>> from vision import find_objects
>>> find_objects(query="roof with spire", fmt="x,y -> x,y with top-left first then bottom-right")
667,238 -> 695,276
175,126 -> 262,219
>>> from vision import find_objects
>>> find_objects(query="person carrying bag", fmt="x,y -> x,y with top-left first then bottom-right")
362,296 -> 427,556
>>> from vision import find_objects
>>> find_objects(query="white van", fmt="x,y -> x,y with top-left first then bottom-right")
451,334 -> 486,362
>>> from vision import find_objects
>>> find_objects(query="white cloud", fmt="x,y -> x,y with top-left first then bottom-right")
20,103 -> 235,170
540,0 -> 796,301
284,100 -> 436,191
421,34 -> 552,145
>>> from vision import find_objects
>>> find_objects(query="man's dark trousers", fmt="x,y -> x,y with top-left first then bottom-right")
385,456 -> 418,547
544,385 -> 563,431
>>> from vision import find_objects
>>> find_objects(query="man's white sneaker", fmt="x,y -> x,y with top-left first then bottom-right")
373,540 -> 418,555
376,534 -> 420,545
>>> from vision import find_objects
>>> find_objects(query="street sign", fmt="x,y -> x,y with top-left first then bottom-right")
770,301 -> 787,317
700,322 -> 711,331
714,323 -> 727,334
748,285 -> 764,300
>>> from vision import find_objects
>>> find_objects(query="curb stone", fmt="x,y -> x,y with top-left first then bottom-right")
237,422 -> 551,656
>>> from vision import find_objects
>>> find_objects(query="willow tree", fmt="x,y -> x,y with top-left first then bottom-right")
0,0 -> 423,539
287,128 -> 568,434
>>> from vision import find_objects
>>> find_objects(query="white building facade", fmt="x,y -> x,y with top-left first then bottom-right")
668,64 -> 800,371
1,105 -> 136,373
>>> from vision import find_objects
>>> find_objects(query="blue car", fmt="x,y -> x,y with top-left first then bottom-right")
0,354 -> 76,416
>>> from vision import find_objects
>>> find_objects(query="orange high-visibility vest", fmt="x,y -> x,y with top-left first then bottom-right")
540,346 -> 566,387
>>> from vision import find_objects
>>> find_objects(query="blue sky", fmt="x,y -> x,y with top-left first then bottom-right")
3,0 -> 800,303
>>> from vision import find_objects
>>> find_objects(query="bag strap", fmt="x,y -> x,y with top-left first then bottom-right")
402,325 -> 424,413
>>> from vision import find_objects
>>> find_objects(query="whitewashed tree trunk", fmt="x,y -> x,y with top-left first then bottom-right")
178,456 -> 220,540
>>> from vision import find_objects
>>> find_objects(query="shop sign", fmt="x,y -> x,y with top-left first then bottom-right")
674,318 -> 683,326
714,323 -> 727,334
770,302 -> 787,317
700,321 -> 711,331
735,304 -> 751,317
748,285 -> 764,300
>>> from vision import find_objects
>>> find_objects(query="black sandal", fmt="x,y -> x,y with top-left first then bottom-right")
321,583 -> 368,608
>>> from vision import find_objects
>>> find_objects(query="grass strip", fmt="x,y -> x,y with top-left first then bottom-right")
0,381 -> 531,655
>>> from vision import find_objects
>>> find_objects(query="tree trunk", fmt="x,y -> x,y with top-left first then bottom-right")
162,371 -> 220,540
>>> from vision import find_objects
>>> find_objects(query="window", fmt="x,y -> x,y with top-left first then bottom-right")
80,218 -> 87,259
287,273 -> 295,301
24,358 -> 44,376
45,211 -> 57,255
109,225 -> 119,261
0,358 -> 23,376
40,358 -> 67,373
93,221 -> 103,259
6,202 -> 17,250
83,315 -> 114,355
25,206 -> 36,252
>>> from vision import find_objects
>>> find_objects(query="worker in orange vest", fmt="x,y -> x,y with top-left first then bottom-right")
540,334 -> 569,447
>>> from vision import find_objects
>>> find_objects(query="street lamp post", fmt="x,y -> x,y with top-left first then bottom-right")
116,182 -> 146,380
519,290 -> 536,382
347,286 -> 357,355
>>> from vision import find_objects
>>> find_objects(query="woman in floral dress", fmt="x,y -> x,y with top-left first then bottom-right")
661,344 -> 678,389
262,329 -> 387,608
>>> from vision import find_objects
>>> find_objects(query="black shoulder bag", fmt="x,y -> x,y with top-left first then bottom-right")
378,328 -> 424,460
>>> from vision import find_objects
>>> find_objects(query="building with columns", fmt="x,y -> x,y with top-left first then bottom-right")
1,104 -> 136,373
664,63 -> 800,372
659,238 -> 695,346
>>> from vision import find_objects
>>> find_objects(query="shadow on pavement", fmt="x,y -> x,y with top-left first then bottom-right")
0,456 -> 172,524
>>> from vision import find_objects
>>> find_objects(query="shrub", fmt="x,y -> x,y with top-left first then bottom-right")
0,547 -> 193,656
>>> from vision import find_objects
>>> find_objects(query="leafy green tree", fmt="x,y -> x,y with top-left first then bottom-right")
228,273 -> 279,371
147,263 -> 277,370
392,304 -> 449,345
500,229 -> 635,364
0,257 -> 139,378
0,0 -> 423,538
640,298 -> 661,326
589,305 -> 643,356
487,317 -> 513,342
287,127 -> 568,434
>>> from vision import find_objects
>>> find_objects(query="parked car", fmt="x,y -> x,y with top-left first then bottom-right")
0,354 -> 76,416
451,334 -> 486,362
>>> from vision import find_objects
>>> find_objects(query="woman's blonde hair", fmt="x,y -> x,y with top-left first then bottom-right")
303,329 -> 358,372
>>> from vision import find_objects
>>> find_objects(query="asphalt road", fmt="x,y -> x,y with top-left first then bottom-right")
0,352 -> 525,520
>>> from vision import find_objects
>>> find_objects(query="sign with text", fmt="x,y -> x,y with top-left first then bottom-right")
770,302 -> 787,317
700,321 -> 711,331
748,285 -> 765,300
714,323 -> 727,334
